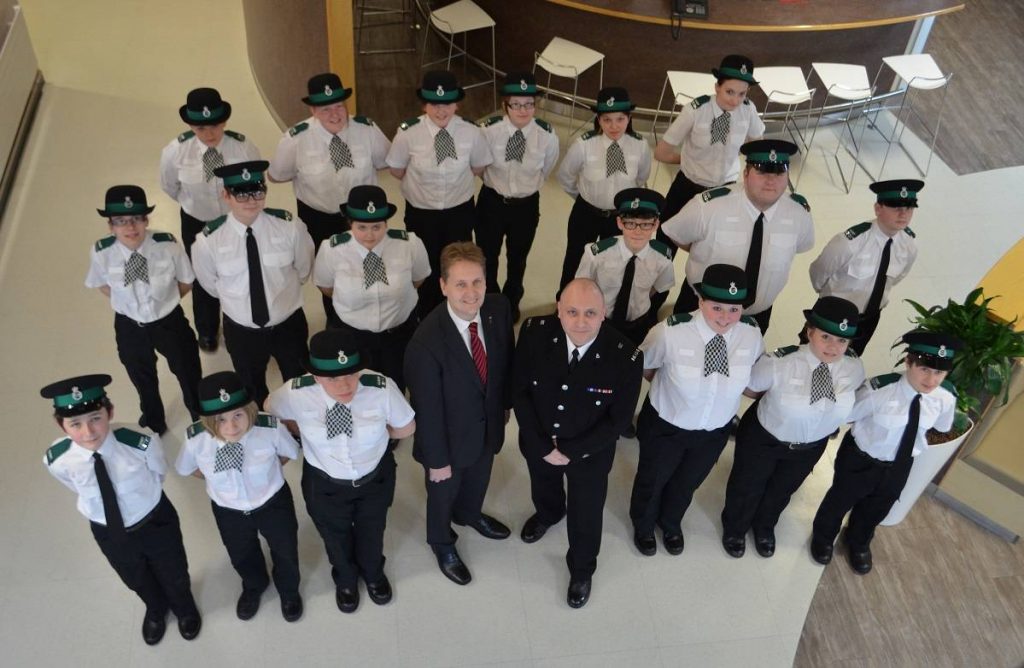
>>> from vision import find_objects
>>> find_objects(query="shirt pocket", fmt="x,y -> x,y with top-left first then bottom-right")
149,259 -> 177,299
245,446 -> 278,488
261,251 -> 294,291
354,408 -> 387,443
582,152 -> 606,183
766,232 -> 797,267
846,252 -> 877,280
875,408 -> 907,436
217,257 -> 250,297
179,162 -> 204,185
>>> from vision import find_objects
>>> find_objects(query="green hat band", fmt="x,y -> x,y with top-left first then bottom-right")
185,105 -> 226,122
810,312 -> 857,338
309,351 -> 362,372
618,199 -> 660,215
223,169 -> 265,187
502,82 -> 538,95
746,151 -> 790,164
701,283 -> 747,301
421,87 -> 460,102
308,89 -> 345,104
104,200 -> 146,214
598,99 -> 633,112
199,389 -> 249,413
717,67 -> 754,81
346,204 -> 389,221
876,189 -> 917,201
54,386 -> 105,408
908,343 -> 955,359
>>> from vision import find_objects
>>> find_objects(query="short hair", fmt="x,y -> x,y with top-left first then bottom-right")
440,242 -> 486,279
54,398 -> 114,427
199,401 -> 260,441
905,351 -> 943,370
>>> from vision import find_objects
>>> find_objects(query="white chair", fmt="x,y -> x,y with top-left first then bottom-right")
807,62 -> 875,193
532,37 -> 605,139
419,0 -> 497,108
356,0 -> 416,56
756,66 -> 816,187
651,71 -> 716,142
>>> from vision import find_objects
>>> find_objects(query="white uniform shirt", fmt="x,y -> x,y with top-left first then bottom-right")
44,425 -> 166,527
749,345 -> 866,443
479,116 -> 560,197
191,211 -> 314,328
641,311 -> 764,430
662,186 -> 814,314
313,230 -> 431,331
85,231 -> 194,323
662,97 -> 765,187
175,414 -> 298,511
809,221 -> 918,312
385,115 -> 492,209
848,374 -> 956,461
557,131 -> 652,210
268,116 -> 391,214
576,237 -> 675,322
159,131 -> 261,221
266,371 -> 415,480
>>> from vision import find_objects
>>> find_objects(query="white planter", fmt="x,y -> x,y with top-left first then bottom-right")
881,421 -> 974,526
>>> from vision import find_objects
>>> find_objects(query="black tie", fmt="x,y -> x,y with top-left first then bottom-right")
744,212 -> 764,308
864,238 -> 892,316
568,348 -> 580,374
246,227 -> 270,327
93,452 -> 126,537
612,255 -> 637,324
894,394 -> 922,466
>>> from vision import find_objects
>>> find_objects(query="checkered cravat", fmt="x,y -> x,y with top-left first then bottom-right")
810,362 -> 837,404
703,334 -> 730,377
213,441 -> 244,473
329,135 -> 355,170
203,147 -> 224,181
123,251 -> 149,285
434,128 -> 458,164
505,129 -> 526,162
710,111 -> 730,145
363,250 -> 389,288
606,140 -> 627,176
326,402 -> 353,439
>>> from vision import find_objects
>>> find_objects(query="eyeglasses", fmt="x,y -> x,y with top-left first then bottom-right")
506,102 -> 535,111
229,189 -> 267,202
620,219 -> 658,231
109,215 -> 147,227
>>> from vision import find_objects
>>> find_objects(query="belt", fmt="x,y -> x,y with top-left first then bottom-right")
847,439 -> 894,468
216,483 -> 288,516
226,310 -> 298,332
779,439 -> 824,451
580,197 -> 616,218
93,494 -> 164,533
482,185 -> 538,206
116,306 -> 180,328
306,457 -> 385,488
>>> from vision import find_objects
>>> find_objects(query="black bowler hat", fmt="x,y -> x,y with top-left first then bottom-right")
213,160 -> 270,192
97,185 -> 155,218
803,296 -> 859,338
695,264 -> 748,305
40,374 -> 112,417
303,72 -> 353,106
179,87 -> 232,126
197,371 -> 251,416
870,179 -> 924,208
342,185 -> 397,222
614,187 -> 665,218
902,330 -> 962,371
417,71 -> 465,103
712,55 -> 758,85
302,330 -> 366,378
591,87 -> 636,114
501,71 -> 539,97
741,139 -> 799,173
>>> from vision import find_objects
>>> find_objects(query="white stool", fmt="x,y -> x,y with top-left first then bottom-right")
651,71 -> 716,142
533,37 -> 605,139
756,66 -> 816,187
419,0 -> 497,109
808,62 -> 875,193
356,0 -> 416,56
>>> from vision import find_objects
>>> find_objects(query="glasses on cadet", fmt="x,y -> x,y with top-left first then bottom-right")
109,215 -> 147,227
620,219 -> 657,231
506,102 -> 535,111
230,189 -> 267,202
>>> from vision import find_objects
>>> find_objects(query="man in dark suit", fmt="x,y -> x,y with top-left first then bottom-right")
405,242 -> 514,585
512,278 -> 644,608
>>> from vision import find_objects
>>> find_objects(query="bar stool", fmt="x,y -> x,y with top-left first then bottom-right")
651,71 -> 716,142
533,37 -> 604,139
419,0 -> 497,109
356,0 -> 416,56
756,66 -> 816,187
807,62 -> 874,193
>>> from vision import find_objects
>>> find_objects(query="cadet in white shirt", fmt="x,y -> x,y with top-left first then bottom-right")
86,185 -> 202,435
160,87 -> 261,351
269,72 -> 391,326
630,265 -> 764,556
386,71 -> 492,317
191,161 -> 315,406
475,72 -> 560,322
811,331 -> 960,574
721,297 -> 865,559
663,139 -> 814,333
266,329 -> 416,614
42,374 -> 201,646
313,185 -> 430,391
807,179 -> 923,355
557,87 -> 653,291
176,371 -> 302,622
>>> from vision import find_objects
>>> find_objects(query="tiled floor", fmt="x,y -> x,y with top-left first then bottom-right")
2,1 -> 1023,666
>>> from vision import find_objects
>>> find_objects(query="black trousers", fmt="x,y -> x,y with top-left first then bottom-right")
211,483 -> 301,598
302,454 -> 396,588
672,278 -> 773,334
629,398 -> 731,535
180,209 -> 221,340
523,443 -> 615,579
720,409 -> 828,538
799,307 -> 880,357
297,199 -> 349,328
424,444 -> 495,548
558,196 -> 620,292
404,199 -> 476,318
333,314 -> 417,392
611,307 -> 660,347
90,494 -> 199,619
474,185 -> 541,309
812,432 -> 914,549
223,308 -> 309,407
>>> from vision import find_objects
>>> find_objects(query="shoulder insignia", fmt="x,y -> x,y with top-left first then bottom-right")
224,129 -> 246,142
591,237 -> 618,255
330,231 -> 352,247
46,438 -> 72,465
94,235 -> 116,252
904,226 -> 916,239
626,129 -> 643,141
353,115 -> 374,126
534,118 -> 552,133
740,315 -> 759,328
254,413 -> 278,428
203,215 -> 228,236
114,427 -> 151,451
648,239 -> 672,260
399,117 -> 420,131
288,121 -> 309,137
940,379 -> 958,397
151,232 -> 176,243
630,347 -> 641,362
844,222 -> 872,241
690,95 -> 710,110
177,130 -> 195,143
771,344 -> 799,358
581,130 -> 598,141
291,374 -> 316,389
790,193 -> 810,212
522,316 -> 536,330
701,187 -> 730,203
386,229 -> 409,241
844,348 -> 859,358
480,115 -> 502,127
186,421 -> 207,439
265,208 -> 293,221
359,373 -> 387,389
870,372 -> 901,390
667,313 -> 693,326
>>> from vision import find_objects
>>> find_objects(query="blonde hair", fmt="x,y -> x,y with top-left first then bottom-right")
199,401 -> 259,442
440,242 -> 485,279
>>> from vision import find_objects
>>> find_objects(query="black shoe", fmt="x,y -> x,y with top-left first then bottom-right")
177,614 -> 201,641
281,595 -> 303,622
567,579 -> 592,609
141,611 -> 166,646
366,575 -> 393,605
621,422 -> 637,438
663,531 -> 685,555
634,531 -> 657,556
236,588 -> 263,620
454,513 -> 511,540
729,415 -> 740,436
753,528 -> 776,558
336,586 -> 360,613
847,545 -> 873,575
435,548 -> 472,585
520,514 -> 550,544
810,538 -> 833,565
722,534 -> 745,558
198,336 -> 218,353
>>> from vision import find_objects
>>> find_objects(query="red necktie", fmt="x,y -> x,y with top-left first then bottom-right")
469,321 -> 487,385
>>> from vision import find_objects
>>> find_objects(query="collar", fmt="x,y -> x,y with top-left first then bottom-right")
505,117 -> 532,136
896,375 -> 923,400
312,118 -> 347,142
709,97 -> 725,116
743,194 -> 780,220
565,332 -> 597,361
447,302 -> 482,334
800,344 -> 837,370
868,220 -> 900,242
115,233 -> 151,256
424,115 -> 459,137
353,238 -> 386,260
313,380 -> 358,407
201,139 -> 223,153
693,310 -> 733,344
227,212 -> 263,236
615,237 -> 649,261
82,429 -> 118,457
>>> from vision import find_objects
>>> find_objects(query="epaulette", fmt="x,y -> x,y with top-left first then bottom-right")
399,117 -> 420,131
870,372 -> 901,390
479,115 -> 502,127
667,313 -> 692,326
177,130 -> 195,143
114,427 -> 151,451
626,129 -> 643,141
581,130 -> 598,141
590,237 -> 618,255
534,118 -> 552,133
330,232 -> 352,247
771,344 -> 799,358
359,373 -> 387,389
790,193 -> 810,212
701,187 -> 730,202
904,227 -> 916,239
940,379 -> 957,397
288,121 -> 309,137
291,374 -> 316,389
224,129 -> 246,142
386,229 -> 409,241
254,413 -> 278,428
45,438 -> 72,465
844,222 -> 872,241
353,115 -> 374,126
844,348 -> 859,358
152,232 -> 176,243
94,235 -> 116,252
740,315 -> 759,328
690,95 -> 710,110
265,208 -> 293,221
186,421 -> 207,439
648,239 -> 672,260
203,215 -> 228,236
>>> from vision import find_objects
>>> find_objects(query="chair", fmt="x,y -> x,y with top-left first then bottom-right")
532,37 -> 605,139
356,0 -> 416,56
756,66 -> 816,187
419,0 -> 497,109
807,62 -> 875,193
651,71 -> 716,143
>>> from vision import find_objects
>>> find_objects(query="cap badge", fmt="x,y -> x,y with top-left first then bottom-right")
630,198 -> 640,209
366,201 -> 376,214
900,186 -> 909,198
436,85 -> 445,96
740,64 -> 748,74
202,105 -> 211,119
938,345 -> 947,358
605,96 -> 616,108
519,79 -> 528,91
71,386 -> 83,402
324,84 -> 333,96
337,350 -> 349,365
839,319 -> 849,332
219,388 -> 230,403
124,196 -> 134,209
728,282 -> 738,295
769,149 -> 778,162
241,168 -> 251,181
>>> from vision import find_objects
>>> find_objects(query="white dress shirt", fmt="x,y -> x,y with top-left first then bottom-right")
848,373 -> 956,461
447,303 -> 486,354
576,237 -> 675,321
557,130 -> 652,210
159,131 -> 261,221
479,116 -> 560,197
662,97 -> 764,187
